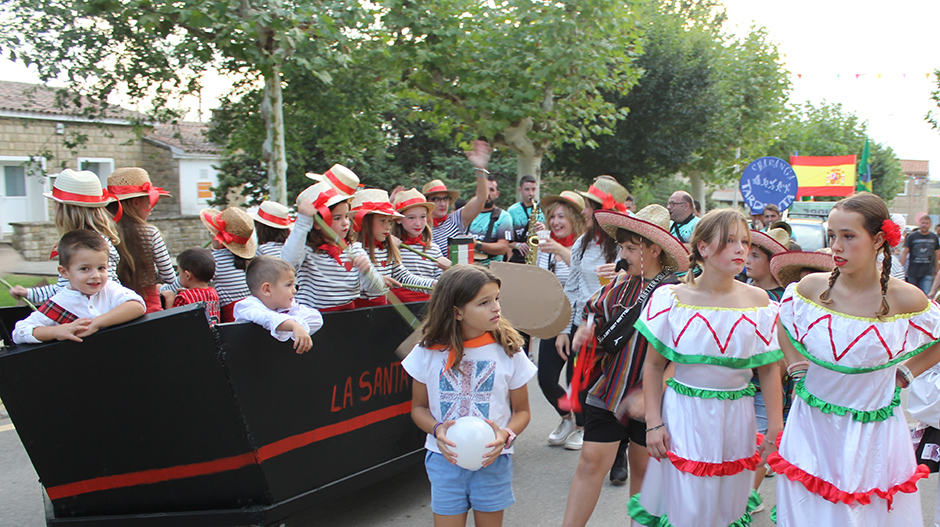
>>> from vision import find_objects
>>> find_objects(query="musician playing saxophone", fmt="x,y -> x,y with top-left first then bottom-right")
508,175 -> 546,263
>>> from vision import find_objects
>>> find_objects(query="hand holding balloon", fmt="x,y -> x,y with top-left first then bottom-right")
482,418 -> 507,467
434,420 -> 458,464
447,416 -> 496,471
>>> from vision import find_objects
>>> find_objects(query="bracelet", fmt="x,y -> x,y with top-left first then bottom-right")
432,422 -> 443,438
645,423 -> 665,433
786,361 -> 810,375
474,168 -> 489,175
897,364 -> 914,389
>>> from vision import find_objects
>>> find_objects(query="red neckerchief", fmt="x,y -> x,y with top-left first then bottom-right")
402,235 -> 426,247
432,215 -> 447,228
429,333 -> 498,370
551,232 -> 576,247
375,240 -> 385,251
318,243 -> 353,271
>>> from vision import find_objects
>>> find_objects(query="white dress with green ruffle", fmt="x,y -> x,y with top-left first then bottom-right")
772,283 -> 940,526
628,285 -> 782,527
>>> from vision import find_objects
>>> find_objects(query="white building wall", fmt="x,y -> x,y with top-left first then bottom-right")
178,157 -> 220,216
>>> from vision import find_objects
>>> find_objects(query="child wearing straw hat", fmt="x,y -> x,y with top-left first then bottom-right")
280,182 -> 387,311
161,207 -> 255,323
391,188 -> 450,302
350,189 -> 436,308
106,167 -> 176,313
11,169 -> 123,305
250,201 -> 293,257
562,205 -> 688,526
305,164 -> 360,198
425,140 -> 492,258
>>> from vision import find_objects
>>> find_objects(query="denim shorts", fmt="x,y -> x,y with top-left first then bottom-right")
425,451 -> 515,515
754,391 -> 768,435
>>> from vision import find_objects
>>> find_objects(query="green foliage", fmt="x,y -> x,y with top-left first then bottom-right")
768,102 -> 904,199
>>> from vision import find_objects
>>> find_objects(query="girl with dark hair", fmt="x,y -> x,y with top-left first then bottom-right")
772,192 -> 940,526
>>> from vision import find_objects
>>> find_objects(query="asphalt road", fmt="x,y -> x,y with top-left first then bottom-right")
2,374 -> 939,526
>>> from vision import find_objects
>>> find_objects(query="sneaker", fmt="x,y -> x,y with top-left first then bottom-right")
752,502 -> 765,513
764,463 -> 775,478
548,416 -> 576,446
564,428 -> 584,450
609,446 -> 628,485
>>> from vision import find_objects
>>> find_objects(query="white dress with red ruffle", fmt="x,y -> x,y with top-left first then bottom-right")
772,283 -> 940,526
629,286 -> 782,527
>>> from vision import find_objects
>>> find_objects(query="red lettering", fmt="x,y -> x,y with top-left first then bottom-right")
382,365 -> 393,395
359,371 -> 373,402
373,367 -> 384,397
331,384 -> 343,412
343,377 -> 354,409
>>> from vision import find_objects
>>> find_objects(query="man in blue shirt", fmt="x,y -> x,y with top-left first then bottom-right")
667,191 -> 699,244
468,174 -> 513,264
506,175 -> 545,263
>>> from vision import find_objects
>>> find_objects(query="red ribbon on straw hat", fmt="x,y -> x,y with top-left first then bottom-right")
312,188 -> 340,227
587,186 -> 626,213
205,215 -> 249,246
323,168 -> 356,195
353,201 -> 396,232
395,197 -> 427,211
257,209 -> 292,226
51,187 -> 122,221
108,181 -> 165,209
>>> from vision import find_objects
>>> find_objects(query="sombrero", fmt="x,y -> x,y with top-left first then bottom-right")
305,164 -> 360,197
751,228 -> 790,256
249,200 -> 293,229
540,190 -> 585,213
595,205 -> 690,272
392,188 -> 435,215
107,167 -> 171,208
421,179 -> 460,202
770,250 -> 835,286
200,207 -> 257,259
577,175 -> 629,212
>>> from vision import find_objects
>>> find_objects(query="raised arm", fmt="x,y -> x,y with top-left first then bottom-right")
459,140 -> 492,229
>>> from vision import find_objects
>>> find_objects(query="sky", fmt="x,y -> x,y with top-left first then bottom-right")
1,1 -> 939,178
721,0 -> 940,179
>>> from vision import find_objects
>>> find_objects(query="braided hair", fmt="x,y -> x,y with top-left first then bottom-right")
818,192 -> 893,318
683,209 -> 751,285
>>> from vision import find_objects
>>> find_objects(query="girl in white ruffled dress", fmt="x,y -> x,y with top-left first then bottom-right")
629,209 -> 784,527
772,192 -> 940,526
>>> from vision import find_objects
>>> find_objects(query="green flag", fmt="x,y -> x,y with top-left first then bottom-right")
856,138 -> 872,192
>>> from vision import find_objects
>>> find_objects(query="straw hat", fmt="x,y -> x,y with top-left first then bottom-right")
770,250 -> 835,286
349,188 -> 402,232
296,182 -> 353,209
540,191 -> 585,213
106,167 -> 170,207
200,207 -> 257,259
421,179 -> 460,201
595,205 -> 690,272
392,188 -> 435,215
751,228 -> 790,256
44,169 -> 116,207
577,175 -> 630,212
305,164 -> 360,197
249,200 -> 293,229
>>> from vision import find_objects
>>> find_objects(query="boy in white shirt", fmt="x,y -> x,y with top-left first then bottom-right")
13,230 -> 146,344
233,255 -> 323,354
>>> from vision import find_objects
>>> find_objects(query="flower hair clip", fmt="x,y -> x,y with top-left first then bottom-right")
881,219 -> 901,247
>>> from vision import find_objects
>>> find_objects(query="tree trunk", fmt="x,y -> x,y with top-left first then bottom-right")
690,171 -> 705,215
498,117 -> 549,201
261,67 -> 288,205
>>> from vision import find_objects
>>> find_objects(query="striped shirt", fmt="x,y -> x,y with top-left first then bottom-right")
256,241 -> 284,257
361,247 -> 437,300
399,241 -> 444,281
161,248 -> 249,307
564,234 -> 616,328
536,249 -> 571,289
581,273 -> 647,412
173,286 -> 221,324
146,224 -> 177,285
431,209 -> 465,258
280,214 -> 387,309
27,237 -> 122,304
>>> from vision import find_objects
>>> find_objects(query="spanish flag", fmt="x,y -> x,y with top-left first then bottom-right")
790,155 -> 857,197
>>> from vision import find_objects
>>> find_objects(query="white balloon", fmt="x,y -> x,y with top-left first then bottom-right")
447,416 -> 496,471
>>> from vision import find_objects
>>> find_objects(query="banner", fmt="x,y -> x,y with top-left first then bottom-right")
739,156 -> 798,215
856,139 -> 872,193
790,155 -> 857,197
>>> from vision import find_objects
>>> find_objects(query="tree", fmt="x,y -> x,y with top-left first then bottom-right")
378,0 -> 647,192
2,0 -> 362,204
768,102 -> 904,199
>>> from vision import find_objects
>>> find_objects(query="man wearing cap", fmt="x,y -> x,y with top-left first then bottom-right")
901,212 -> 940,294
666,191 -> 699,244
466,174 -> 513,263
507,175 -> 544,263
424,140 -> 490,257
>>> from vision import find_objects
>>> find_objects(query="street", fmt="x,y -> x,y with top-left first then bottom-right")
1,376 -> 938,526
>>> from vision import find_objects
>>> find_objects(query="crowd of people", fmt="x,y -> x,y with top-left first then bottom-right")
7,140 -> 940,527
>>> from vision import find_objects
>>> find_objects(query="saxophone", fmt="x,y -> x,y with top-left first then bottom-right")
524,200 -> 541,265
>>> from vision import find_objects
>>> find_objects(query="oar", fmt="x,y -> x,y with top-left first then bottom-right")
400,243 -> 437,262
0,277 -> 38,311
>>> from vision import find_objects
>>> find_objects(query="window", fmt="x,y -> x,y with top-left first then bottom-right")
77,158 -> 114,185
4,166 -> 26,197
